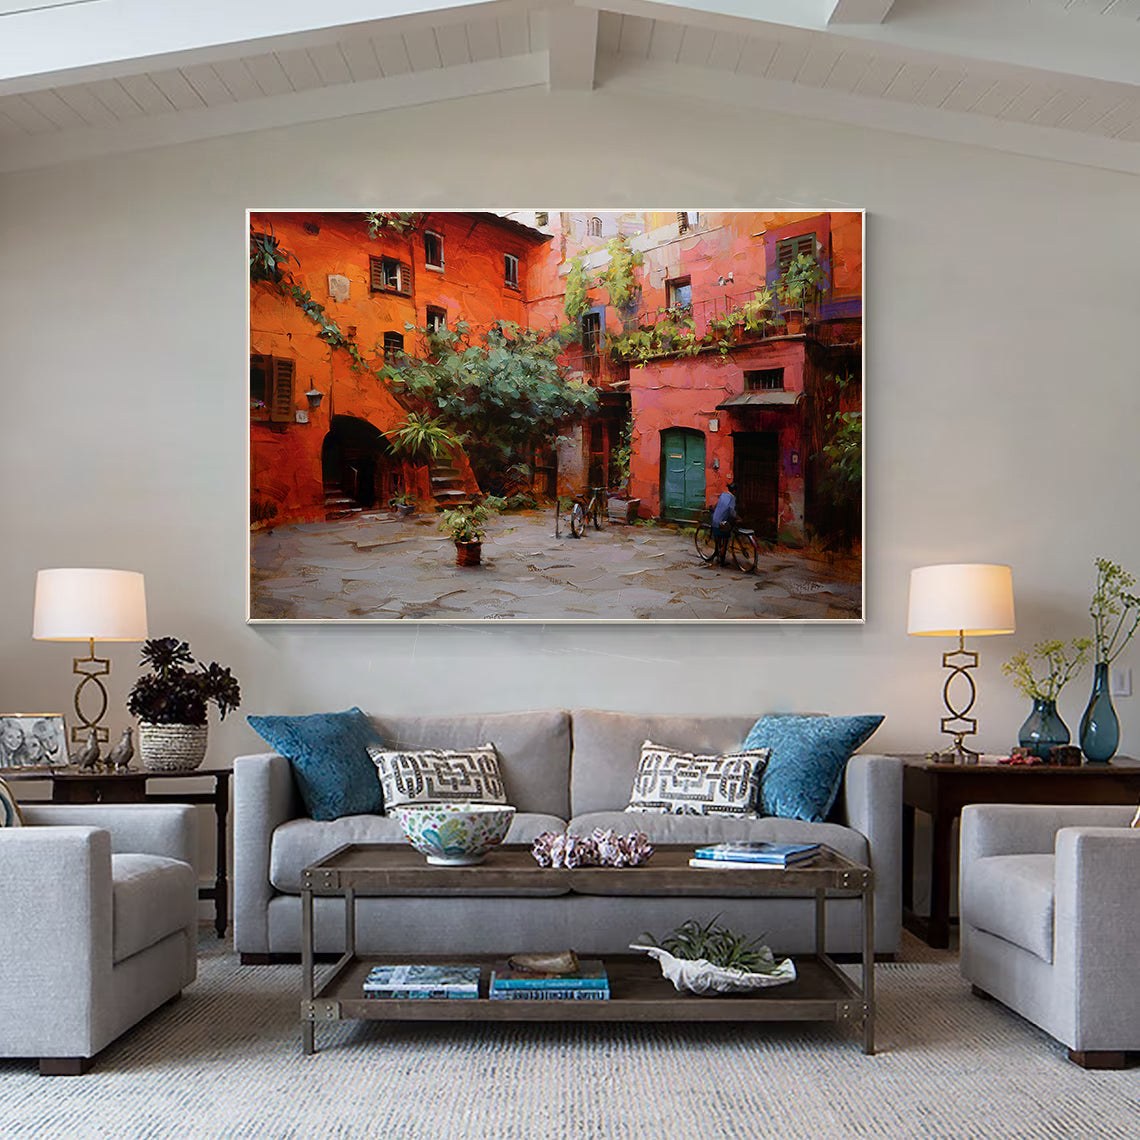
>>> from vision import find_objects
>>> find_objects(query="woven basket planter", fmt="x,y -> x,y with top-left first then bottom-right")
139,723 -> 208,771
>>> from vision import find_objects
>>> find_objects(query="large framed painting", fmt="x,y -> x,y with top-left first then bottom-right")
248,209 -> 864,623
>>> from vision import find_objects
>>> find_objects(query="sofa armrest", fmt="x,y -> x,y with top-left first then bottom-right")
21,803 -> 198,868
842,753 -> 902,954
233,752 -> 301,955
0,826 -> 112,1053
960,804 -> 1136,864
1053,825 -> 1140,1049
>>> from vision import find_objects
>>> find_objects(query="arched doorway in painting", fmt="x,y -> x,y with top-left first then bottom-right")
659,428 -> 706,522
321,416 -> 398,510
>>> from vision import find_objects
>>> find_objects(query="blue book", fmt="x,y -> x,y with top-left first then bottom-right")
692,841 -> 820,865
489,960 -> 608,990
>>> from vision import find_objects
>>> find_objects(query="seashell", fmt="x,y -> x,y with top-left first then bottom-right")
629,944 -> 796,993
508,950 -> 580,975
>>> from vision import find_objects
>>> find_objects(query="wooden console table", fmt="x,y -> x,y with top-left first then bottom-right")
0,765 -> 231,938
902,755 -> 1140,949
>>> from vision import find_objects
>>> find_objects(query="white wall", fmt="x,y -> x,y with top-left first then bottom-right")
2,86 -> 1138,775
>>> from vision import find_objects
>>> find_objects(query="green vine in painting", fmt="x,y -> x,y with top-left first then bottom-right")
564,255 -> 592,325
598,234 -> 642,313
364,212 -> 422,238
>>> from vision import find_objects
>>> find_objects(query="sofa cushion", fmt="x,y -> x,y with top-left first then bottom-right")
742,714 -> 885,822
0,777 -> 22,827
625,740 -> 770,817
568,811 -> 868,880
370,710 -> 571,819
961,853 -> 1055,963
111,853 -> 197,965
248,707 -> 383,822
269,812 -> 571,893
571,711 -> 765,817
367,743 -> 507,809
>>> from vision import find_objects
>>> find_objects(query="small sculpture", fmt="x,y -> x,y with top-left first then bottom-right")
106,727 -> 134,771
73,729 -> 100,771
531,828 -> 653,869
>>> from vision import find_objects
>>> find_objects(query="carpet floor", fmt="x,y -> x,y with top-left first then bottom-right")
1,934 -> 1136,1139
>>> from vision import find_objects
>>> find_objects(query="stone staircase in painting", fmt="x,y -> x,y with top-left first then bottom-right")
323,481 -> 363,521
429,459 -> 472,510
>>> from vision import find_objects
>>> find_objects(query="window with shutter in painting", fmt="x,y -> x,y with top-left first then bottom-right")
383,332 -> 405,361
370,256 -> 412,296
426,306 -> 447,334
777,234 -> 816,274
424,231 -> 443,271
504,253 -> 519,290
666,276 -> 692,311
250,354 -> 295,424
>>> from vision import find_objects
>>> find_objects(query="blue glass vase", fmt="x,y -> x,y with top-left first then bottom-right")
1018,698 -> 1070,761
1079,662 -> 1119,764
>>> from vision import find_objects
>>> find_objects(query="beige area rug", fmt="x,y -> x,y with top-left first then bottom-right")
1,934 -> 1136,1139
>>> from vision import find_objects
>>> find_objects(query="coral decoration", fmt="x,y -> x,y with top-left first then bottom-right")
531,829 -> 653,869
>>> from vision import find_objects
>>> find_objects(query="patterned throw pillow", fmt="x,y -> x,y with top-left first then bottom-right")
624,740 -> 771,816
367,743 -> 507,811
247,707 -> 384,822
742,714 -> 885,823
0,777 -> 23,827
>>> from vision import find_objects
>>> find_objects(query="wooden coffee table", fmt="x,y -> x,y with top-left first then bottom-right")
299,843 -> 875,1055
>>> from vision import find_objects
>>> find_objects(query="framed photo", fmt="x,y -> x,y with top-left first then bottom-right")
249,209 -> 864,623
0,713 -> 70,769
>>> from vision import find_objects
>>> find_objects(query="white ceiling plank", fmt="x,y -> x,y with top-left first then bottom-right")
497,12 -> 530,57
403,27 -> 443,69
1086,100 -> 1140,137
1114,117 -> 1140,143
243,54 -> 294,97
939,73 -> 996,113
117,73 -> 175,115
435,23 -> 472,68
148,68 -> 207,111
0,108 -> 28,137
827,0 -> 895,24
0,94 -> 58,132
1029,88 -> 1088,128
972,78 -> 1029,118
179,64 -> 237,106
617,16 -> 654,58
0,51 -> 548,173
881,60 -> 936,102
465,17 -> 501,62
22,87 -> 90,129
909,67 -> 966,108
708,31 -> 748,72
306,43 -> 354,86
794,42 -> 842,87
676,26 -> 717,67
338,37 -> 384,82
548,7 -> 598,89
52,83 -> 120,126
821,49 -> 872,91
371,34 -> 413,76
596,10 -> 624,54
1058,93 -> 1124,131
763,39 -> 811,82
852,54 -> 903,97
81,78 -> 146,118
526,7 -> 548,53
647,20 -> 686,63
997,83 -> 1061,124
210,59 -> 264,102
275,48 -> 326,91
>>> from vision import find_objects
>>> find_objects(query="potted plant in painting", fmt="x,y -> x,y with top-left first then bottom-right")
777,252 -> 824,335
438,502 -> 494,566
127,638 -> 242,771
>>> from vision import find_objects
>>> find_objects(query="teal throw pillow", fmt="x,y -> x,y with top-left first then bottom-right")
247,707 -> 383,822
742,714 -> 884,822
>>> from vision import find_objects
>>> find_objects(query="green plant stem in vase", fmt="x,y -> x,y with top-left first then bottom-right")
1002,639 -> 1090,761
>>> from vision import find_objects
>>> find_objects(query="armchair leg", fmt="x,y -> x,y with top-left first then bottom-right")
39,1056 -> 93,1076
970,985 -> 993,1000
1068,1050 -> 1127,1070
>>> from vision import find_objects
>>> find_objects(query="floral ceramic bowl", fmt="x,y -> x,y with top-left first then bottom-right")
392,802 -> 516,865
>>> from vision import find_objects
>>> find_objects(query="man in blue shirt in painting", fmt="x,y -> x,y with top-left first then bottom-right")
711,481 -> 738,567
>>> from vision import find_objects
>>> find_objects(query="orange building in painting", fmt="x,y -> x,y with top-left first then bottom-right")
250,209 -> 862,547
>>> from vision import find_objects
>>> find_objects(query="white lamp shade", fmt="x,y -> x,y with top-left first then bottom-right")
33,568 -> 148,642
907,563 -> 1015,637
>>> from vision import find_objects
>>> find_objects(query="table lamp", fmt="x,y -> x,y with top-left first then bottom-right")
33,568 -> 148,744
907,563 -> 1015,763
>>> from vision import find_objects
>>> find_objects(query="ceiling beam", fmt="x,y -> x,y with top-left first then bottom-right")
549,6 -> 598,90
826,0 -> 894,25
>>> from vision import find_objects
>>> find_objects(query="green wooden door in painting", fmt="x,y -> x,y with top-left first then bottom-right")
660,429 -> 706,522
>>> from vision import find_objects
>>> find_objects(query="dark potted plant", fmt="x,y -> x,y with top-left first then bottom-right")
438,503 -> 494,566
127,638 -> 242,771
777,252 -> 824,335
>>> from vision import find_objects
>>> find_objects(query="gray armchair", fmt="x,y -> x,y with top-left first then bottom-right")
0,803 -> 198,1074
959,803 -> 1140,1068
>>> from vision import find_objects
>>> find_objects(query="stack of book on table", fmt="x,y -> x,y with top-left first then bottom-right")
363,964 -> 480,999
689,841 -> 821,869
489,960 -> 610,1000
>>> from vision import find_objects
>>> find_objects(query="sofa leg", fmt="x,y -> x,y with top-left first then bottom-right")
1068,1050 -> 1127,1070
39,1056 -> 93,1076
970,985 -> 993,1000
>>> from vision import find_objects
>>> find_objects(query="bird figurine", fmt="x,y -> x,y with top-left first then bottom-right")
106,727 -> 134,772
74,729 -> 101,771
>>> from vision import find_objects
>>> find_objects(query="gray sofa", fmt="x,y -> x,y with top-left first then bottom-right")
234,710 -> 902,961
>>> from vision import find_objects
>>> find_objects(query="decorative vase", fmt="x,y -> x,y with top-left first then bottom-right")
139,723 -> 208,771
1079,662 -> 1119,764
454,540 -> 481,567
1018,699 -> 1069,761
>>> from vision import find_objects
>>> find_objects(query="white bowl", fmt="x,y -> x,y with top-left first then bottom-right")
392,802 -> 516,865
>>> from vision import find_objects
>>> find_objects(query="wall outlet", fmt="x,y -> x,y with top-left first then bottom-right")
1110,666 -> 1132,697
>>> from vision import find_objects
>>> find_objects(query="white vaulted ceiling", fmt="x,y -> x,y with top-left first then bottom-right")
1,0 -> 1139,173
